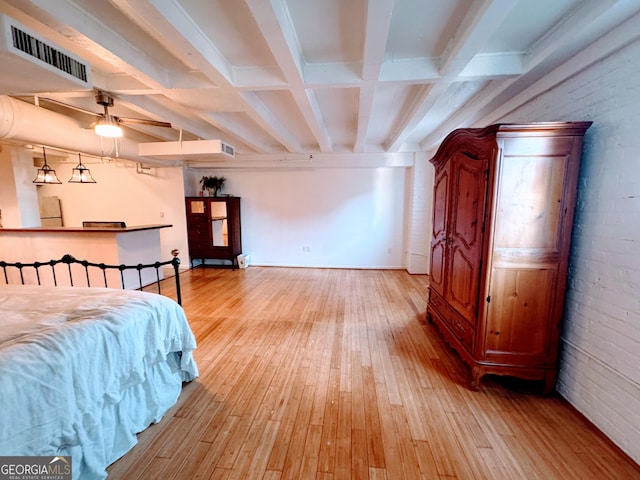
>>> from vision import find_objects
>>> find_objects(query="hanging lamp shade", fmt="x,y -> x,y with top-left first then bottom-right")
33,147 -> 62,184
68,153 -> 97,183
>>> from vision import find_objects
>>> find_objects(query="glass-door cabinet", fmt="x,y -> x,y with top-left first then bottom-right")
185,197 -> 242,268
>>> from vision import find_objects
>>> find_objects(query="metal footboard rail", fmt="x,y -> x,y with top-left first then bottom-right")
0,249 -> 182,305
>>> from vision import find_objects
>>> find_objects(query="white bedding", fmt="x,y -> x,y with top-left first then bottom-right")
0,285 -> 198,479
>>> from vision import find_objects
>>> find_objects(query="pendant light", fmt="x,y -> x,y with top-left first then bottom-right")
32,147 -> 62,184
68,153 -> 97,183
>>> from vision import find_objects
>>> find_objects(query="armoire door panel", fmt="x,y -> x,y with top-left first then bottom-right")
451,156 -> 486,249
429,240 -> 446,295
432,169 -> 449,239
430,165 -> 450,298
448,246 -> 480,324
484,268 -> 556,360
494,155 -> 567,250
445,152 -> 487,325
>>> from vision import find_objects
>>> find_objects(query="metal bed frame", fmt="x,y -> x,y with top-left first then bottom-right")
0,249 -> 182,305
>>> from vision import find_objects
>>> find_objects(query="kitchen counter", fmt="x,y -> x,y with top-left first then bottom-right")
0,224 -> 172,233
0,224 -> 174,288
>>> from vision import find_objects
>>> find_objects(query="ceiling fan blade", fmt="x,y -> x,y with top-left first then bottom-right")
116,116 -> 172,128
35,96 -> 103,117
19,93 -> 173,131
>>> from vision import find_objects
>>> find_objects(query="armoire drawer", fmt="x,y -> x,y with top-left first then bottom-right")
428,289 -> 448,313
428,291 -> 475,352
446,314 -> 474,352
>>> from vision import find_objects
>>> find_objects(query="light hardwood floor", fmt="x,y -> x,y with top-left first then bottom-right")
109,267 -> 640,479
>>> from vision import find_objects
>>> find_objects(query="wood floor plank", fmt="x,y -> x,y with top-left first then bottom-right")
417,400 -> 460,477
390,353 -> 428,441
308,339 -> 333,427
390,404 -> 425,479
298,424 -> 323,480
176,441 -> 214,479
368,467 -> 387,480
107,267 -> 640,480
317,367 -> 341,474
362,365 -> 386,470
265,363 -> 309,472
193,414 -> 241,476
350,351 -> 366,432
412,439 -> 440,479
280,384 -> 316,479
351,427 -> 369,479
234,419 -> 280,480
374,379 -> 406,480
334,391 -> 353,479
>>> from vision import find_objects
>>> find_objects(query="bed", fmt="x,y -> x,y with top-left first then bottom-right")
0,255 -> 198,480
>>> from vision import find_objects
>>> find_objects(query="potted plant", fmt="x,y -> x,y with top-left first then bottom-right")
200,176 -> 226,197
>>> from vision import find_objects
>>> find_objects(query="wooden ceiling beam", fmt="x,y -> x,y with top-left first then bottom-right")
245,0 -> 332,152
385,0 -> 516,152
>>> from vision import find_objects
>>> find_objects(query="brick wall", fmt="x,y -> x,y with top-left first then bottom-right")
498,39 -> 640,463
406,152 -> 432,274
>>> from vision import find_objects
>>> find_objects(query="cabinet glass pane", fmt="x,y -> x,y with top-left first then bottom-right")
210,201 -> 229,246
190,200 -> 205,214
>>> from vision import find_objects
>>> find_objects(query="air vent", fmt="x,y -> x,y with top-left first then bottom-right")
10,25 -> 88,83
222,142 -> 235,156
0,14 -> 92,94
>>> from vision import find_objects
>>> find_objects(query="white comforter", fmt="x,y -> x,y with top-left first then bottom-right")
0,285 -> 198,479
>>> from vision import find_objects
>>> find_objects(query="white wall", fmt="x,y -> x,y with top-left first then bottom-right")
405,153 -> 433,274
0,145 -> 41,227
188,165 -> 411,269
36,159 -> 188,263
2,146 -> 431,272
496,39 -> 640,463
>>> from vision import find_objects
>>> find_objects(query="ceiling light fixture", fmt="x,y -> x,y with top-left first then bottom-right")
68,153 -> 97,183
32,146 -> 62,184
94,114 -> 123,138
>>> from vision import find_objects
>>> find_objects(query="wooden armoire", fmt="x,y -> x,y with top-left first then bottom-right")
426,122 -> 591,394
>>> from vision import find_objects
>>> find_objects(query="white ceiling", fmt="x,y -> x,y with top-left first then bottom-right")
0,0 -> 638,164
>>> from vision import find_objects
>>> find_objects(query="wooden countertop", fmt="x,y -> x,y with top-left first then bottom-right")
0,224 -> 173,233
